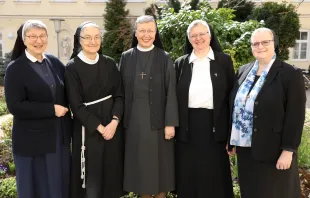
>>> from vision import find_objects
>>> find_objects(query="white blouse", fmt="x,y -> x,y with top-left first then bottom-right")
188,47 -> 215,109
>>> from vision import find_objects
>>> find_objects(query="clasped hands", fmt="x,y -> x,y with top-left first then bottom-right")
97,119 -> 119,140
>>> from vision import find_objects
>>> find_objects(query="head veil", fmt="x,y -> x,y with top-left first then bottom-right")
184,22 -> 222,55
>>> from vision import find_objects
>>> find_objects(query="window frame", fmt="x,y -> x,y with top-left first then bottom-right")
292,30 -> 309,61
0,32 -> 3,58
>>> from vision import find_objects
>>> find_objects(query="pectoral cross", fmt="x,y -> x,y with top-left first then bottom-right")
139,72 -> 146,79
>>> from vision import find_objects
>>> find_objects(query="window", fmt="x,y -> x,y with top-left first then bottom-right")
293,31 -> 309,60
0,32 -> 3,58
49,0 -> 76,2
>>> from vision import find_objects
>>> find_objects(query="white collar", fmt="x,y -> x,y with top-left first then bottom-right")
189,47 -> 215,63
137,44 -> 154,52
77,51 -> 99,65
25,49 -> 46,63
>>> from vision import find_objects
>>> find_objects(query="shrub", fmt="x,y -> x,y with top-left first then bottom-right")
1,116 -> 13,140
299,110 -> 310,168
0,177 -> 17,198
0,98 -> 8,116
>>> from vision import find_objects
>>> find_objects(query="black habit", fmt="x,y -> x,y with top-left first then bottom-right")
229,59 -> 305,198
65,55 -> 124,198
120,46 -> 178,195
174,25 -> 234,198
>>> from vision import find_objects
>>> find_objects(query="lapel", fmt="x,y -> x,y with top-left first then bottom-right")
210,56 -> 220,118
21,53 -> 54,99
256,59 -> 282,99
45,57 -> 63,104
230,62 -> 254,111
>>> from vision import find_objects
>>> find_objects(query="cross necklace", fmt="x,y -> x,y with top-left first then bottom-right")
138,50 -> 152,80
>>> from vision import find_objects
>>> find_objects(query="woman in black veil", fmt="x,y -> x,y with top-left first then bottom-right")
174,20 -> 235,198
5,20 -> 71,198
65,21 -> 124,198
120,15 -> 178,198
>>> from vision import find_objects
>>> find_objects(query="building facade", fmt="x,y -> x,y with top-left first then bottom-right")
0,0 -> 309,68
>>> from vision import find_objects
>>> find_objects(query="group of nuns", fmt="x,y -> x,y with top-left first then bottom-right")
4,15 -> 305,198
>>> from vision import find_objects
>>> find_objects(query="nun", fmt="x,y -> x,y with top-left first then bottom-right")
65,21 -> 124,198
119,15 -> 179,198
4,20 -> 71,198
174,20 -> 235,198
229,27 -> 305,198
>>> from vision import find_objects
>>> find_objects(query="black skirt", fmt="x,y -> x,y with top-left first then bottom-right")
175,108 -> 233,198
237,147 -> 301,198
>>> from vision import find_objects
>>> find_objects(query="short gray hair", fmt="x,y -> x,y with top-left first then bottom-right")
187,20 -> 211,39
22,20 -> 47,41
134,15 -> 156,30
250,27 -> 274,42
80,22 -> 100,36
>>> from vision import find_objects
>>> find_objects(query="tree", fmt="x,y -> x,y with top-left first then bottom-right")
217,0 -> 255,22
102,0 -> 133,63
189,0 -> 199,10
158,1 -> 263,69
0,51 -> 12,86
145,3 -> 163,20
249,2 -> 300,60
168,0 -> 181,13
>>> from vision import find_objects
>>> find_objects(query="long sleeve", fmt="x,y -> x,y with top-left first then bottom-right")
165,57 -> 179,127
5,63 -> 55,119
65,66 -> 101,133
281,69 -> 306,152
111,63 -> 124,120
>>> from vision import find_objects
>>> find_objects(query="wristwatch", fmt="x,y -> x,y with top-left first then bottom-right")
112,117 -> 120,123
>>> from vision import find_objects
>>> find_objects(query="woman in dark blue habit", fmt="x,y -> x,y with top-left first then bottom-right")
4,20 -> 72,198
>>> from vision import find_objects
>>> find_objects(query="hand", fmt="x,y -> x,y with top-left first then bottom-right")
165,126 -> 175,140
102,120 -> 118,140
226,144 -> 236,156
54,104 -> 68,117
97,124 -> 105,136
276,150 -> 293,170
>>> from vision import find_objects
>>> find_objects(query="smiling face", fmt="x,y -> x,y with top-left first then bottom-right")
189,24 -> 211,52
80,26 -> 101,55
135,21 -> 156,49
251,30 -> 275,62
24,27 -> 48,58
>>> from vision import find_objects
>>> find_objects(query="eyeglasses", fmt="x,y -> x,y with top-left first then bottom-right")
251,40 -> 274,48
26,34 -> 48,42
137,29 -> 155,34
190,32 -> 209,39
80,36 -> 101,42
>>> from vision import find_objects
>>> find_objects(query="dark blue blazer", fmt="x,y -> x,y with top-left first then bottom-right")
5,52 -> 72,156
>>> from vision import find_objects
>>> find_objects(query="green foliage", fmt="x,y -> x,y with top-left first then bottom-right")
249,2 -> 300,60
0,140 -> 14,177
0,98 -> 8,117
158,2 -> 263,69
298,110 -> 310,168
0,177 -> 17,198
168,0 -> 181,13
102,0 -> 133,63
145,4 -> 163,20
1,116 -> 12,139
121,192 -> 176,198
189,0 -> 199,10
217,0 -> 255,22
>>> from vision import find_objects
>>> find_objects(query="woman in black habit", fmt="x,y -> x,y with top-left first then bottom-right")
65,21 -> 124,198
174,20 -> 234,198
5,20 -> 71,198
120,15 -> 178,198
